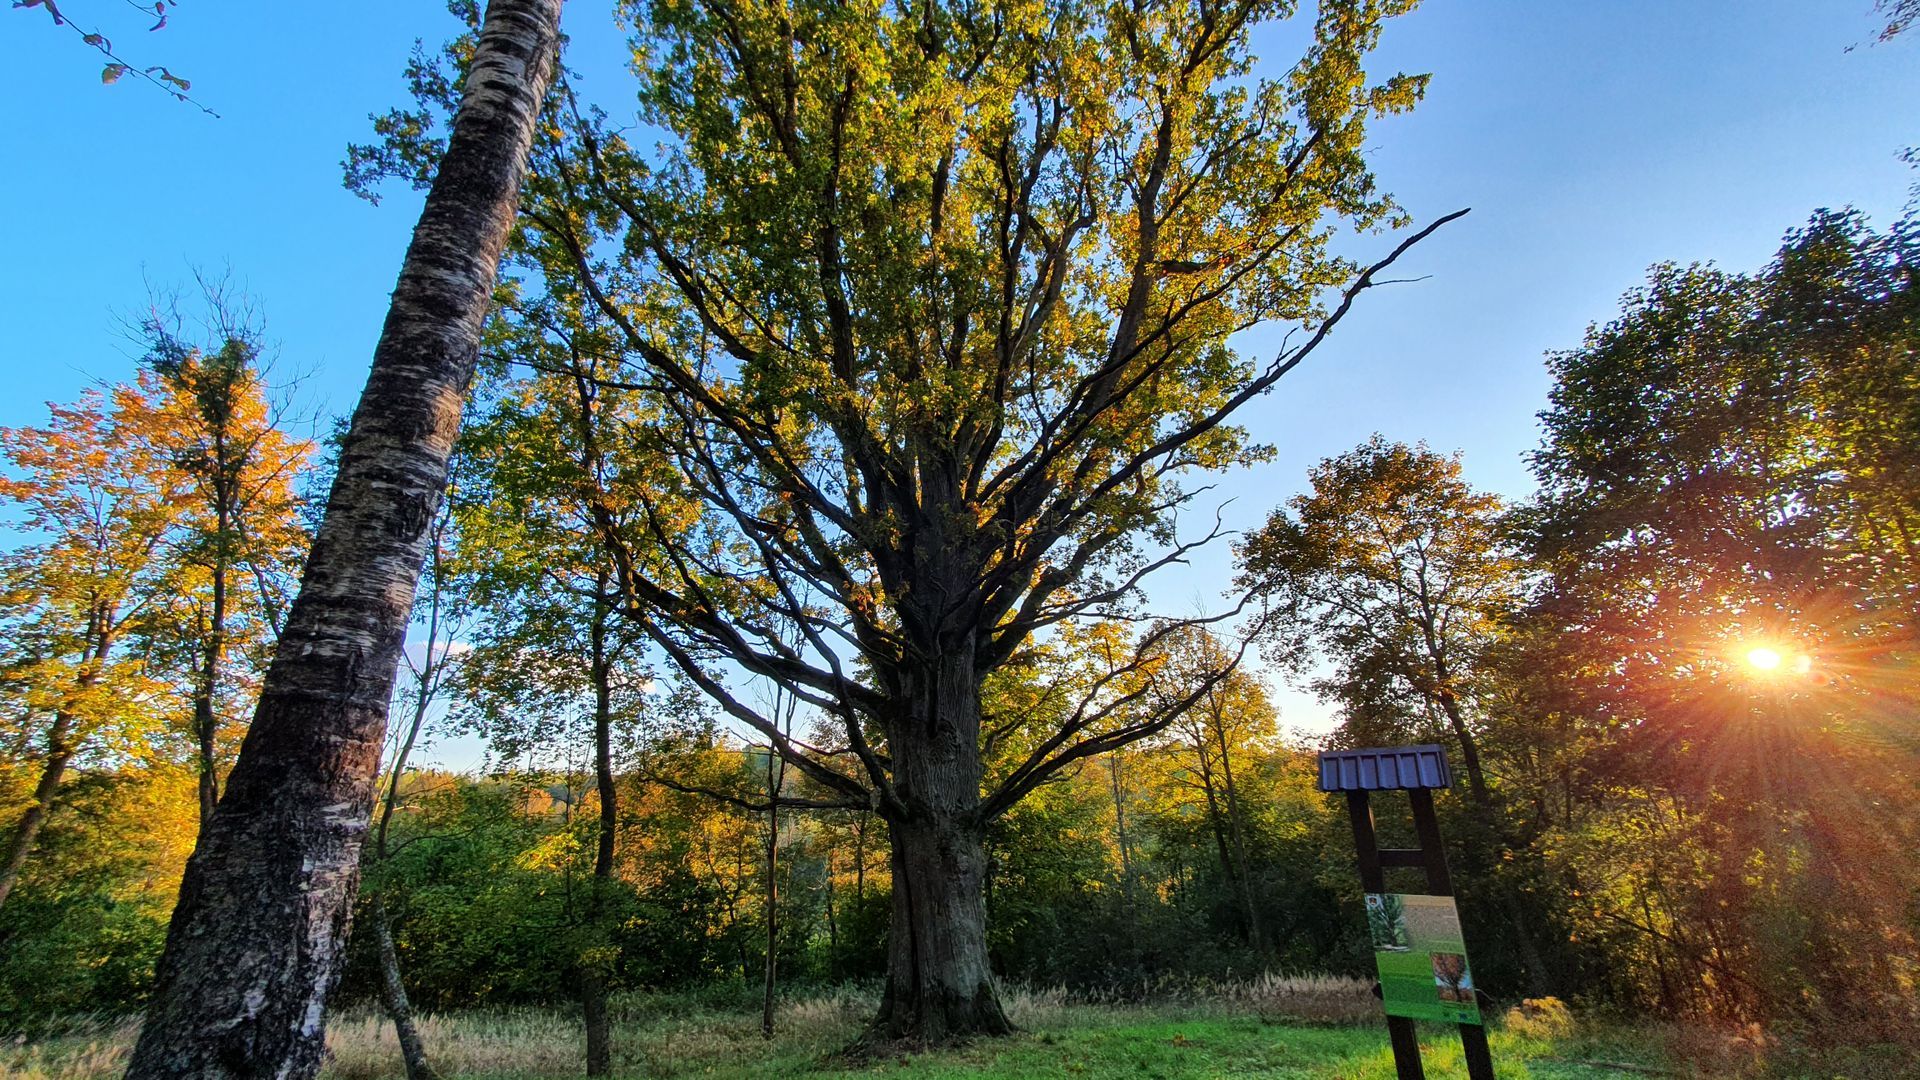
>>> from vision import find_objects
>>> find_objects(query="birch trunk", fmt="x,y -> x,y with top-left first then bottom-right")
124,4 -> 562,1076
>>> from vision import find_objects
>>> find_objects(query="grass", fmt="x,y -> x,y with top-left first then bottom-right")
0,981 -> 1903,1079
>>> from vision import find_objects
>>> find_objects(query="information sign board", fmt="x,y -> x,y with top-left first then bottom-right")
1365,892 -> 1482,1025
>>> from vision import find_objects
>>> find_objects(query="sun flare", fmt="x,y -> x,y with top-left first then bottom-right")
1745,646 -> 1783,671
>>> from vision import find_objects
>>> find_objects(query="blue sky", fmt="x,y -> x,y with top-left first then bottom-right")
2,1 -> 1915,748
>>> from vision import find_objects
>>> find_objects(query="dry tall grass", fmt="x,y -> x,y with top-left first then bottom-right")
0,1016 -> 136,1080
1213,971 -> 1377,1023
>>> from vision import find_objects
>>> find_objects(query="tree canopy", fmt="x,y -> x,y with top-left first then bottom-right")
426,0 -> 1447,1039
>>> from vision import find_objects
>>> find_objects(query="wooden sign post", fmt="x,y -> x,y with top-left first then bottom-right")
1319,745 -> 1496,1080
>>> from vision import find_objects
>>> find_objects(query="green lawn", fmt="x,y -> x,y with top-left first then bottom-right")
6,993 -> 1903,1079
0,1000 -> 1676,1080
669,1015 -> 1680,1080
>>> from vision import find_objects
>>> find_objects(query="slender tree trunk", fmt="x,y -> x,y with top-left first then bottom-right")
370,607 -> 443,1080
1210,711 -> 1266,958
372,861 -> 437,1080
1105,750 -> 1146,975
1433,682 -> 1550,993
1422,639 -> 1552,994
867,650 -> 1011,1045
1,619 -> 112,911
1192,750 -> 1239,897
372,895 -> 438,1080
761,737 -> 784,1038
124,6 -> 562,1076
1433,689 -> 1492,810
1105,752 -> 1138,925
193,555 -> 229,835
1191,738 -> 1265,956
1418,623 -> 1490,811
822,845 -> 840,968
583,591 -> 616,1077
1641,888 -> 1679,1016
0,710 -> 76,910
854,813 -> 866,902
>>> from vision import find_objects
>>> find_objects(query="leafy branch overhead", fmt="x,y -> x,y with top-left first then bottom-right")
15,0 -> 215,115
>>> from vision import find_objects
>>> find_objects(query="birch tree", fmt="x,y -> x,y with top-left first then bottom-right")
125,2 -> 563,1075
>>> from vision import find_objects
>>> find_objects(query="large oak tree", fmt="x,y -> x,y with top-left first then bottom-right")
346,0 -> 1452,1043
472,0 -> 1452,1043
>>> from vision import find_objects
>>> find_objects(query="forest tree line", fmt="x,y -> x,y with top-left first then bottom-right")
4,204 -> 1916,1051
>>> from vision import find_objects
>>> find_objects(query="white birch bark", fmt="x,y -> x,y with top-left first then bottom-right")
124,3 -> 563,1076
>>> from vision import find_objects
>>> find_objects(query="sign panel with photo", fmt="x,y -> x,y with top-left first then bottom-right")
1364,893 -> 1482,1025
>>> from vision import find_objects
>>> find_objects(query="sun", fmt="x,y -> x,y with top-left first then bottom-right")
1738,644 -> 1814,676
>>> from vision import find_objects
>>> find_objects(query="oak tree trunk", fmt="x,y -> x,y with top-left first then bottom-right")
867,648 -> 1011,1045
124,5 -> 562,1076
873,817 -> 1010,1043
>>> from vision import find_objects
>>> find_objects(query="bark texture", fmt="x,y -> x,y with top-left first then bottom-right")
872,817 -> 1009,1043
123,4 -> 562,1076
867,651 -> 1011,1045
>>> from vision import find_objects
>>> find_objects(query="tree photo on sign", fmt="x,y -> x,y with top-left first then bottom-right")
1365,892 -> 1409,952
1432,951 -> 1471,1003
